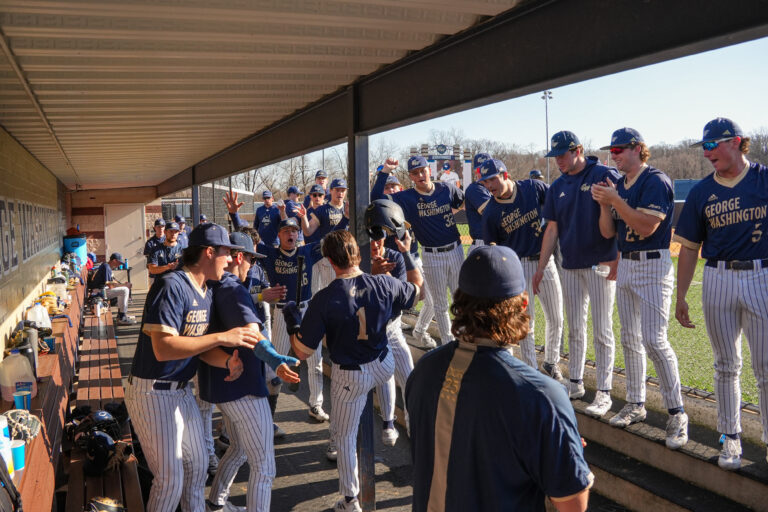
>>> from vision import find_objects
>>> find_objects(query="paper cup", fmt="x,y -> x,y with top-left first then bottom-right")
12,391 -> 31,410
0,416 -> 8,440
10,440 -> 24,471
44,336 -> 56,352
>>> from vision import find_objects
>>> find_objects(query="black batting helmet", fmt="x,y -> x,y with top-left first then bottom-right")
84,430 -> 117,476
364,199 -> 410,241
73,410 -> 121,449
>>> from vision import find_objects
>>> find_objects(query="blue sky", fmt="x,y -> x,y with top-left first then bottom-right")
369,36 -> 768,152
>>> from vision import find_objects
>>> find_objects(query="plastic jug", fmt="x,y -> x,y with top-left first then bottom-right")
25,302 -> 51,330
0,350 -> 37,402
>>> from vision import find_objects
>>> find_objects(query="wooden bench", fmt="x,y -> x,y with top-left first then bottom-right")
65,309 -> 144,512
0,273 -> 86,511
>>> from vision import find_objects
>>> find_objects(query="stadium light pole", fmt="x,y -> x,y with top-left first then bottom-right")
542,90 -> 553,183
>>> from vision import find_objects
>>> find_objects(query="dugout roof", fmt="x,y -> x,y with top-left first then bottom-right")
1,0 -> 767,193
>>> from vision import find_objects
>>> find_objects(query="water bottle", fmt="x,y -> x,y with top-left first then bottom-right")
124,258 -> 129,270
592,264 -> 610,278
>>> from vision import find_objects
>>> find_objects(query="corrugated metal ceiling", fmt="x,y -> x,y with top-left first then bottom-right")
0,0 -> 519,189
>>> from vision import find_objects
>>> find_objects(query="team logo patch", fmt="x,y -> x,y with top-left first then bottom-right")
580,184 -> 591,192
192,299 -> 198,306
708,194 -> 718,202
647,204 -> 660,209
559,192 -> 566,198
552,141 -> 559,147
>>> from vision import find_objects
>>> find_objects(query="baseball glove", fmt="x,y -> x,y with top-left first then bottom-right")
85,496 -> 126,512
3,409 -> 42,441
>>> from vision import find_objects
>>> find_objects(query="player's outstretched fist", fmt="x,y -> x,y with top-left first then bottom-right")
384,158 -> 398,172
224,349 -> 244,381
220,326 -> 261,349
277,362 -> 300,384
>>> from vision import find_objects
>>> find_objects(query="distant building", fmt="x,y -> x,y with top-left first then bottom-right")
162,184 -> 255,227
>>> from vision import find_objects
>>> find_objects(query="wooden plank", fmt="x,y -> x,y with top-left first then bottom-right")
65,454 -> 86,512
17,427 -> 56,512
102,466 -> 124,505
121,456 -> 145,512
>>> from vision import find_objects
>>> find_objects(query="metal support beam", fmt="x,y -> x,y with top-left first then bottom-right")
191,183 -> 200,228
156,0 -> 768,194
357,391 -> 376,512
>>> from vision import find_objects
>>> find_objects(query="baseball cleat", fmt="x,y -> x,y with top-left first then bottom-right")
333,497 -> 362,512
382,427 -> 398,447
415,332 -> 437,349
585,391 -> 612,418
206,501 -> 245,512
718,437 -> 741,470
326,441 -> 338,462
207,453 -> 219,476
309,406 -> 330,422
273,423 -> 286,439
541,362 -> 566,385
568,381 -> 585,400
609,403 -> 647,428
665,412 -> 688,450
116,315 -> 137,325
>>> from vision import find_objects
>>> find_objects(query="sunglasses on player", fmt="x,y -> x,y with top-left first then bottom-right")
311,193 -> 324,197
608,144 -> 635,155
701,138 -> 733,151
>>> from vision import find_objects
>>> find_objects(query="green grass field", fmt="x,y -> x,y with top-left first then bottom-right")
423,239 -> 759,404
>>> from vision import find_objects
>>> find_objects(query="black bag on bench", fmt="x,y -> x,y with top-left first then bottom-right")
0,454 -> 22,511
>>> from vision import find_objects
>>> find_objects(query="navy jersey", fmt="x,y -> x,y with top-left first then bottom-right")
308,202 -> 349,240
674,162 -> 768,261
296,271 -> 417,365
284,199 -> 304,243
483,179 -> 548,258
143,235 -> 165,258
90,262 -> 112,289
198,272 -> 267,403
259,242 -> 323,303
245,263 -> 270,324
254,205 -> 281,247
149,243 -> 183,278
614,165 -> 674,252
303,206 -> 323,244
372,171 -> 464,248
177,231 -> 189,250
405,340 -> 593,512
303,189 -> 330,208
381,247 -> 406,283
464,181 -> 492,241
542,156 -> 620,268
130,270 -> 213,381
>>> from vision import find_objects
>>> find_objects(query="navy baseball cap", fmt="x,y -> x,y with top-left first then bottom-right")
385,174 -> 400,185
309,184 -> 325,195
229,231 -> 259,256
154,218 -> 166,227
315,169 -> 328,179
330,178 -> 347,189
165,221 -> 180,231
199,214 -> 208,222
600,127 -> 645,150
287,185 -> 300,195
477,159 -> 507,182
278,218 -> 300,231
545,131 -> 581,157
473,152 -> 491,170
188,223 -> 243,249
109,252 -> 124,264
690,117 -> 744,147
262,190 -> 273,199
174,214 -> 185,224
442,162 -> 451,171
459,245 -> 525,300
529,169 -> 543,179
407,156 -> 428,172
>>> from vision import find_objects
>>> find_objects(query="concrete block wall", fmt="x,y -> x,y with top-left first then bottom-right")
0,127 -> 65,352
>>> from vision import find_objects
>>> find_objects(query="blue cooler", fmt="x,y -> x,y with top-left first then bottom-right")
63,234 -> 87,266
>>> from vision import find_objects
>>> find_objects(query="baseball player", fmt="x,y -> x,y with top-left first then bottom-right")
365,199 -> 421,441
224,190 -> 281,248
303,169 -> 331,208
530,169 -> 544,181
90,253 -> 136,325
480,158 -> 565,382
438,162 -> 461,188
147,221 -> 183,280
463,152 -> 493,253
284,186 -> 304,244
405,245 -> 592,512
592,127 -> 688,449
144,218 -> 166,260
379,174 -> 436,349
260,218 -> 327,421
200,214 -> 209,224
175,215 -> 190,249
533,130 -> 620,418
199,231 -> 299,512
674,117 -> 768,470
288,230 -> 422,512
372,156 -> 465,346
302,184 -> 327,244
296,177 -> 350,293
125,223 -> 261,512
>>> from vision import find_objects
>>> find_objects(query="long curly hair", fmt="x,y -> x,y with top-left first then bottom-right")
450,290 -> 530,347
